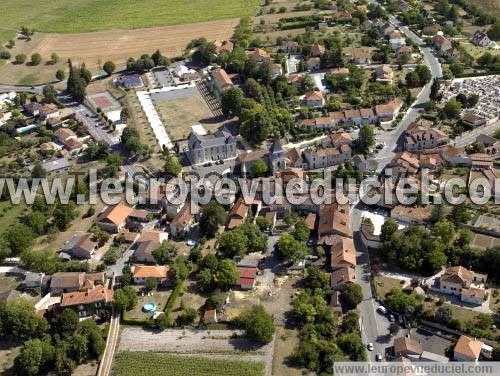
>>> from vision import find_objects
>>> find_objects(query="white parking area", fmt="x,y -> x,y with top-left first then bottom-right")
136,84 -> 196,149
309,72 -> 328,92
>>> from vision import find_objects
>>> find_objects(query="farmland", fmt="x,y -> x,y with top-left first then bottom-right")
0,0 -> 261,43
0,19 -> 239,84
113,352 -> 265,376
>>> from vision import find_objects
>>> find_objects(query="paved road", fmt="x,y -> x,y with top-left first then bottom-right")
454,120 -> 500,147
352,1 -> 443,362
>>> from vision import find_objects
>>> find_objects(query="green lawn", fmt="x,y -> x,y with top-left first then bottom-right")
17,74 -> 39,85
0,200 -> 27,236
113,352 -> 265,376
0,0 -> 261,43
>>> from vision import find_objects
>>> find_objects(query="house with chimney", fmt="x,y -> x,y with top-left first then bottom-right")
227,197 -> 250,229
210,68 -> 234,95
132,265 -> 170,285
247,48 -> 271,62
170,202 -> 199,238
60,233 -> 98,260
318,203 -> 352,245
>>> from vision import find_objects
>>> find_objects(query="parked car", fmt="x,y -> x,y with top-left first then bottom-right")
377,306 -> 387,315
376,353 -> 383,362
367,343 -> 374,351
389,314 -> 395,322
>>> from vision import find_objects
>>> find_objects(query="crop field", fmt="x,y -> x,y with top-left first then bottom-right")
0,0 -> 261,43
113,352 -> 264,376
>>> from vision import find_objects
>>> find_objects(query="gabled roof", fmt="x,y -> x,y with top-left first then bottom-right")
441,266 -> 473,286
330,236 -> 356,268
60,285 -> 113,307
330,265 -> 355,287
133,265 -> 169,279
97,204 -> 134,226
310,43 -> 326,56
394,336 -> 423,355
454,335 -> 483,360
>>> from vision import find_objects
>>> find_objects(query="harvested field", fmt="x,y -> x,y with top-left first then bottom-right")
0,19 -> 238,84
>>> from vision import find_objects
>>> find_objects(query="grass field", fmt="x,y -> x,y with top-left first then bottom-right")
113,352 -> 265,376
0,200 -> 27,236
0,0 -> 260,43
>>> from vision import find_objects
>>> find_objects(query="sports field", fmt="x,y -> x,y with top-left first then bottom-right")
0,0 -> 260,43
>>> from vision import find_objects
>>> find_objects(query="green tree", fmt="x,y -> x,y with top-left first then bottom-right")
435,306 -> 452,324
380,218 -> 398,242
156,313 -> 172,330
256,216 -> 272,231
218,229 -> 248,259
16,339 -> 43,376
443,98 -> 461,118
103,61 -> 116,76
42,84 -> 58,102
239,223 -> 267,252
152,240 -> 176,265
337,332 -> 367,361
201,253 -> 219,272
216,259 -> 239,289
199,201 -> 226,237
278,233 -> 308,264
164,155 -> 182,177
251,159 -> 268,177
477,52 -> 493,67
221,87 -> 244,117
341,310 -> 360,333
197,268 -> 214,292
145,277 -> 158,292
50,52 -> 59,64
293,220 -> 310,242
25,211 -> 46,236
244,305 -> 275,344
172,256 -> 190,282
6,224 -> 34,255
356,124 -> 375,154
15,54 -> 27,64
176,307 -> 197,326
56,309 -> 79,338
434,220 -> 455,244
56,69 -> 66,81
342,283 -> 363,309
385,288 -> 416,313
450,203 -> 471,226
30,53 -> 42,66
31,162 -> 47,178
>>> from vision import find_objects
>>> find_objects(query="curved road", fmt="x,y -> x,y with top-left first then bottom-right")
352,3 -> 443,362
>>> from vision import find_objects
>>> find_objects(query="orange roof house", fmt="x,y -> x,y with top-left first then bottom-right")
132,265 -> 170,284
330,236 -> 356,269
453,335 -> 484,361
96,204 -> 134,233
228,197 -> 249,229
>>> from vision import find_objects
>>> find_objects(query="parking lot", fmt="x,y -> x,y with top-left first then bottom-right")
149,67 -> 175,88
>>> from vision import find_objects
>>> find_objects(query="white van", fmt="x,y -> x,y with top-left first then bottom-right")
377,306 -> 388,315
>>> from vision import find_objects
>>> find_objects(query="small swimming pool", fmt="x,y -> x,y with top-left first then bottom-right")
143,302 -> 156,312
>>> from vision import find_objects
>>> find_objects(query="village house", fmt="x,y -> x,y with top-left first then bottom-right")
210,68 -> 233,95
132,230 -> 169,264
212,40 -> 234,55
391,205 -> 431,225
303,144 -> 351,170
440,145 -> 471,167
271,63 -> 283,76
42,157 -> 70,176
235,266 -> 257,290
323,132 -> 353,148
375,64 -> 394,85
301,91 -> 325,108
306,56 -> 321,71
288,73 -> 304,88
49,272 -> 105,295
330,265 -> 356,291
462,112 -> 487,128
470,153 -> 493,170
389,31 -> 406,50
453,335 -> 484,362
60,282 -> 114,318
282,40 -> 299,53
247,48 -> 270,62
170,202 -> 199,238
404,122 -> 449,152
330,235 -> 356,270
318,203 -> 352,244
23,101 -> 43,117
375,98 -> 403,121
227,197 -> 250,229
40,104 -> 60,122
388,152 -> 420,176
439,266 -> 487,305
132,265 -> 170,285
297,116 -> 331,130
310,43 -> 326,57
393,337 -> 423,358
60,233 -> 98,260
351,51 -> 372,65
396,46 -> 412,59
96,204 -> 134,233
383,23 -> 396,36
470,30 -> 497,48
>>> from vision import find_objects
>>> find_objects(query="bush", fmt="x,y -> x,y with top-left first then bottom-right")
163,279 -> 185,314
0,51 -> 11,59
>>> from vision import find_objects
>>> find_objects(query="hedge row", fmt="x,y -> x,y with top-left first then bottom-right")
163,279 -> 185,315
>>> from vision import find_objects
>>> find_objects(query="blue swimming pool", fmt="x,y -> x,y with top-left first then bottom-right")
143,302 -> 156,312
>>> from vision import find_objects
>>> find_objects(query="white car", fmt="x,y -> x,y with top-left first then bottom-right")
376,353 -> 383,362
367,343 -> 374,351
377,306 -> 388,315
